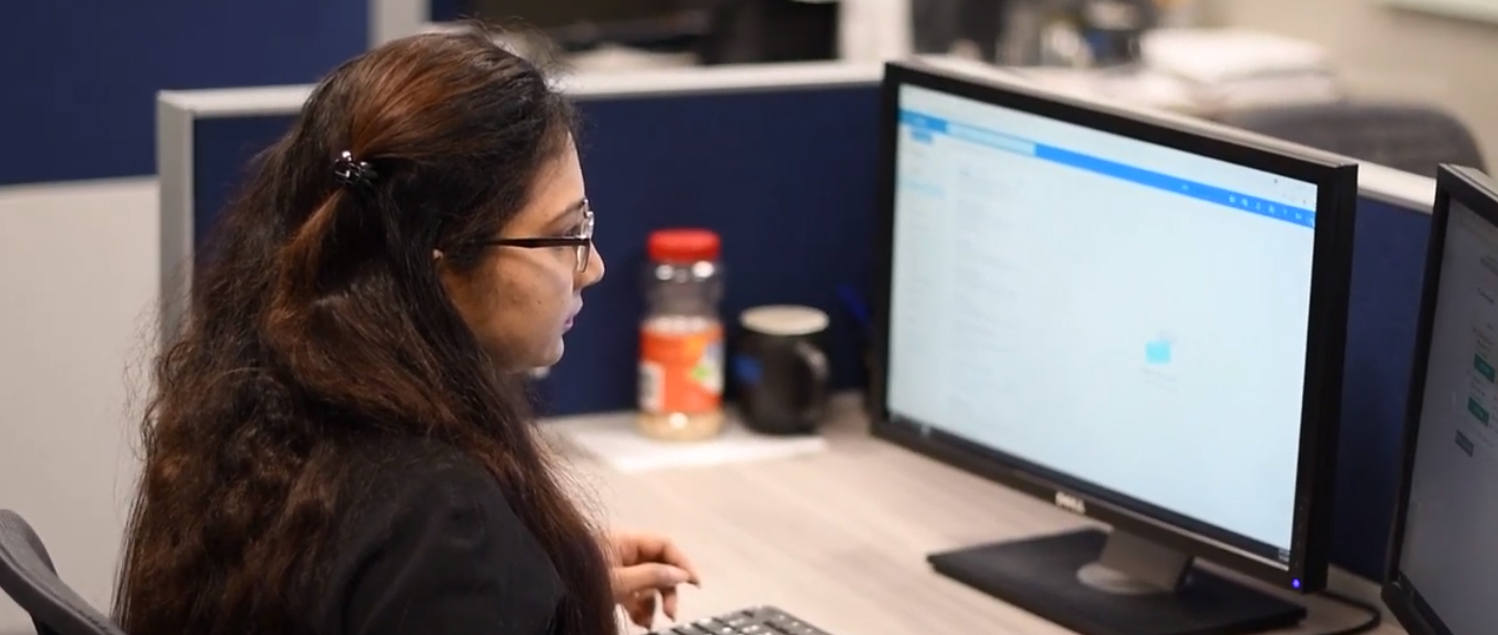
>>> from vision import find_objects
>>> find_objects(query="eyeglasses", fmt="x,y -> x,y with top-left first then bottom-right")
467,203 -> 595,274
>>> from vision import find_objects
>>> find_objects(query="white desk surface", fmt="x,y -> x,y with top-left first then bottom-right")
545,396 -> 1405,635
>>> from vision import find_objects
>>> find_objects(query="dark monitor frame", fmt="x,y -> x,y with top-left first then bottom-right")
869,60 -> 1359,593
1382,164 -> 1498,635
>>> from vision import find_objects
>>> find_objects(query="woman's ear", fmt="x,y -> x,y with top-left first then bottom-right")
432,249 -> 444,262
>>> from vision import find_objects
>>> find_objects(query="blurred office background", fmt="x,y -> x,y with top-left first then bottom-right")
4,0 -> 1496,187
3,0 -> 1497,630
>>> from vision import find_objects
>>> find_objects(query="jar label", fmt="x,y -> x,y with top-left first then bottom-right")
639,324 -> 723,414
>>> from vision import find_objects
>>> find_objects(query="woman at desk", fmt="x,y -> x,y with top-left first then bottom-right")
114,29 -> 696,634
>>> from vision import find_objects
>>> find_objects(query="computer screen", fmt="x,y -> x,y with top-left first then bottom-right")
873,65 -> 1357,633
1386,165 -> 1498,635
888,81 -> 1319,563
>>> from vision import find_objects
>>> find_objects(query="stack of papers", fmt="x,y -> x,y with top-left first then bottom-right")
545,411 -> 828,474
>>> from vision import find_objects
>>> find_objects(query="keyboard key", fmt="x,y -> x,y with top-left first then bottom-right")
645,626 -> 707,635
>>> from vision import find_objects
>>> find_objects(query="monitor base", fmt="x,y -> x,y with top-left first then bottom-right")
928,529 -> 1305,635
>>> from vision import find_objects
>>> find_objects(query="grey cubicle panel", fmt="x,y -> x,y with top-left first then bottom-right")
156,63 -> 1433,583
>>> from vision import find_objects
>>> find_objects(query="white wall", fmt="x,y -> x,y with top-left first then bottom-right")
0,178 -> 157,631
1204,0 -> 1498,162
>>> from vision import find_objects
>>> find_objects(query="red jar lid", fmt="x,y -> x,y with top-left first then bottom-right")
648,228 -> 720,262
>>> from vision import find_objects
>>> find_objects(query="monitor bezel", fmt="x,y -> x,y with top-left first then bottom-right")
870,60 -> 1358,592
1382,164 -> 1498,635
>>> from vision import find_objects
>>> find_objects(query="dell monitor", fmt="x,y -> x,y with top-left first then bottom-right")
1383,164 -> 1498,635
871,61 -> 1358,634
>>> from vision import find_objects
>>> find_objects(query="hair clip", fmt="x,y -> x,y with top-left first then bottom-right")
332,150 -> 377,188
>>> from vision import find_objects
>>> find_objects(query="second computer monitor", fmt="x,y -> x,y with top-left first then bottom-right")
873,61 -> 1358,634
1383,164 -> 1498,635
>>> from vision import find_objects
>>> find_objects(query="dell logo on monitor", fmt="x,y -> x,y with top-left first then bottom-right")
1054,491 -> 1087,515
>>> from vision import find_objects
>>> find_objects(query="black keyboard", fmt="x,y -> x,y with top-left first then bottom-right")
645,606 -> 833,635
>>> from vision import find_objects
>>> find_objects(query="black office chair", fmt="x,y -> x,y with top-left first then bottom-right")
0,510 -> 125,635
1218,101 -> 1486,179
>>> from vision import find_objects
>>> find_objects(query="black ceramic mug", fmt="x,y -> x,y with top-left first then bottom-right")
732,305 -> 831,435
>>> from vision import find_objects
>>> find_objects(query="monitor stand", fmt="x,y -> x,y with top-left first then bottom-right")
928,529 -> 1305,635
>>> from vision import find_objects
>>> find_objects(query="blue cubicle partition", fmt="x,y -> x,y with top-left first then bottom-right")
541,85 -> 882,414
186,83 -> 882,415
1335,194 -> 1430,581
3,0 -> 368,186
172,78 -> 1430,582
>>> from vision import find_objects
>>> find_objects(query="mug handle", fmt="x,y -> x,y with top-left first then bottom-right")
794,340 -> 830,425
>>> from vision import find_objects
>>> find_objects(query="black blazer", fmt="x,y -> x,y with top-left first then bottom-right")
313,439 -> 566,634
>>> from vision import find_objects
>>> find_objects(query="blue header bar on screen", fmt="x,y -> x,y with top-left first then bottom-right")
898,109 -> 1316,229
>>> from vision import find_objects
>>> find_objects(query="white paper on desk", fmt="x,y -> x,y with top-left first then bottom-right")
545,411 -> 827,474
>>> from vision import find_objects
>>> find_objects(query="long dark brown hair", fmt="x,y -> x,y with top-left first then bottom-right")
116,29 -> 615,635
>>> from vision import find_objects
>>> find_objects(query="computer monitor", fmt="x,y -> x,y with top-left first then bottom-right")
871,61 -> 1358,634
1383,164 -> 1498,635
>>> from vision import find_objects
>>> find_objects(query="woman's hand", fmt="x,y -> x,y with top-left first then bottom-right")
603,531 -> 701,629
